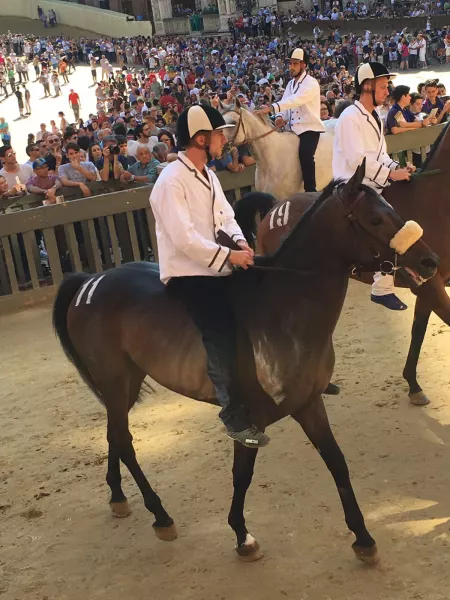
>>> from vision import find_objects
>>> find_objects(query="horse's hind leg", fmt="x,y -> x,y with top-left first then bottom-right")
105,369 -> 176,541
107,422 -> 131,518
107,367 -> 144,517
228,442 -> 263,562
292,397 -> 378,563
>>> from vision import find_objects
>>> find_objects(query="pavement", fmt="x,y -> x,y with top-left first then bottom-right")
0,64 -> 102,162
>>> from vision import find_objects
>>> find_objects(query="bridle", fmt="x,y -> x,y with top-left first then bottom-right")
338,187 -> 400,278
228,108 -> 277,147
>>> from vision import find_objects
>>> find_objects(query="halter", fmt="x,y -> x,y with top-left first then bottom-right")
339,188 -> 400,278
228,108 -> 277,147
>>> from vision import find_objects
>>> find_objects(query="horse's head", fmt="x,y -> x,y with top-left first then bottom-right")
222,97 -> 274,147
338,160 -> 439,287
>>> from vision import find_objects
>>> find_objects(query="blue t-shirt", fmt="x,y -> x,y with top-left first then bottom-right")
422,97 -> 447,122
208,152 -> 232,172
386,103 -> 415,134
128,158 -> 160,183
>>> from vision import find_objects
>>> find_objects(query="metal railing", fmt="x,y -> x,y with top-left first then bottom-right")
0,124 -> 444,313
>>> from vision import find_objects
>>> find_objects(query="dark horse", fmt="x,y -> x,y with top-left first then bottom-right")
238,123 -> 450,406
53,164 -> 438,564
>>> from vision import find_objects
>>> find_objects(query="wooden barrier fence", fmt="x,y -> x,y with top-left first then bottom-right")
0,124 -> 445,314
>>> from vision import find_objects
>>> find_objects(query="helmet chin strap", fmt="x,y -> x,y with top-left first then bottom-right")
191,132 -> 213,161
371,79 -> 379,107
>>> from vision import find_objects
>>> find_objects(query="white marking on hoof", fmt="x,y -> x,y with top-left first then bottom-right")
244,533 -> 256,546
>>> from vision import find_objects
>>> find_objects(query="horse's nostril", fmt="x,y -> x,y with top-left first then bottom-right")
421,255 -> 439,270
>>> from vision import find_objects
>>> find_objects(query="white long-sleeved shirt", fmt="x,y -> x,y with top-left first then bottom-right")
150,152 -> 246,284
332,100 -> 398,190
271,72 -> 325,135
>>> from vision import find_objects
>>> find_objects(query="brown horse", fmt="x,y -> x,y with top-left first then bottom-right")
52,164 -> 438,564
236,124 -> 450,406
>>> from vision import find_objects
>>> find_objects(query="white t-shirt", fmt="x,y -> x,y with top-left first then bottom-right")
0,164 -> 33,189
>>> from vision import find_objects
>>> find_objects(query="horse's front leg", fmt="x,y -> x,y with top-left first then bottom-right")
292,397 -> 378,563
228,442 -> 263,562
403,295 -> 431,405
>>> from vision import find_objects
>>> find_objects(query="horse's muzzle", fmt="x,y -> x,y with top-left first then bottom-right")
401,252 -> 439,287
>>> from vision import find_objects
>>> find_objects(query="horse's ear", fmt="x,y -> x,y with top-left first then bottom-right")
235,96 -> 241,109
343,158 -> 366,197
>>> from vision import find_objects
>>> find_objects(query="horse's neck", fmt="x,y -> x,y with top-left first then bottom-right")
245,114 -> 282,161
423,123 -> 450,171
271,196 -> 350,273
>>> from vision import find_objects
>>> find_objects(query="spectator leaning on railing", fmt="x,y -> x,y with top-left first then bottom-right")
0,174 -> 26,207
26,157 -> 62,204
96,136 -> 124,182
386,85 -> 434,134
58,142 -> 98,198
121,145 -> 159,185
422,78 -> 450,122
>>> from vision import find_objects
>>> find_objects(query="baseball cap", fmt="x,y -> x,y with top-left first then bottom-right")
33,158 -> 49,169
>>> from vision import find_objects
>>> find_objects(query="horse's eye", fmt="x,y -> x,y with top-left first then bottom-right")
371,217 -> 382,226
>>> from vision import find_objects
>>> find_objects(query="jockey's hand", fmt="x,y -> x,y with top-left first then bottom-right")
406,162 -> 416,174
237,239 -> 254,257
274,116 -> 286,129
254,106 -> 272,116
390,168 -> 411,182
228,249 -> 254,269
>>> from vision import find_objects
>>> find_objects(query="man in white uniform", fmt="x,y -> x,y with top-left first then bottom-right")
255,48 -> 324,192
333,62 -> 413,310
150,105 -> 270,448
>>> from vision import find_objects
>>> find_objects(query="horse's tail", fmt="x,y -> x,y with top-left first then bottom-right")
53,273 -> 104,403
234,191 -> 277,249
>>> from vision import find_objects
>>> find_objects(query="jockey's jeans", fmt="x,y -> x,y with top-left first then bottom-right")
298,130 -> 321,192
168,275 -> 250,432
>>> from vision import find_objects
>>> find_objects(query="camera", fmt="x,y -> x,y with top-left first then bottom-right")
110,145 -> 121,155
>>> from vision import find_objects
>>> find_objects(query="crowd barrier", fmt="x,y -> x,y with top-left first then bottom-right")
0,124 -> 445,314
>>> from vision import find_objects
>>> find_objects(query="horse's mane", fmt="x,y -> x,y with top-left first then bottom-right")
264,179 -> 342,265
420,121 -> 449,171
265,180 -> 379,265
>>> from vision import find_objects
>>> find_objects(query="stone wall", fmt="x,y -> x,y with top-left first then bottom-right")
0,0 -> 153,37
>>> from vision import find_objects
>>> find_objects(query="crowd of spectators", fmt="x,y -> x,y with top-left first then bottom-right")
0,19 -> 450,207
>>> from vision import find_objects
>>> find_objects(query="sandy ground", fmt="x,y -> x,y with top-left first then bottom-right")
1,280 -> 450,600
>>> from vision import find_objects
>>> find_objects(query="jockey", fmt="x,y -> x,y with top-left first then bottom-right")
332,62 -> 414,311
150,104 -> 270,449
254,47 -> 324,192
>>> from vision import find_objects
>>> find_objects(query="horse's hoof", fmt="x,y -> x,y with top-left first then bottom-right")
324,382 -> 340,395
409,391 -> 430,406
353,543 -> 379,564
236,534 -> 264,562
110,501 -> 132,518
153,523 -> 178,542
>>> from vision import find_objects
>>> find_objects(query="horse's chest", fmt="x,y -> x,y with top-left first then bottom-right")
253,333 -> 305,405
252,331 -> 333,407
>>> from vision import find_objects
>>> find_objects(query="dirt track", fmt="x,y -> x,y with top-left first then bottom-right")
1,280 -> 450,600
